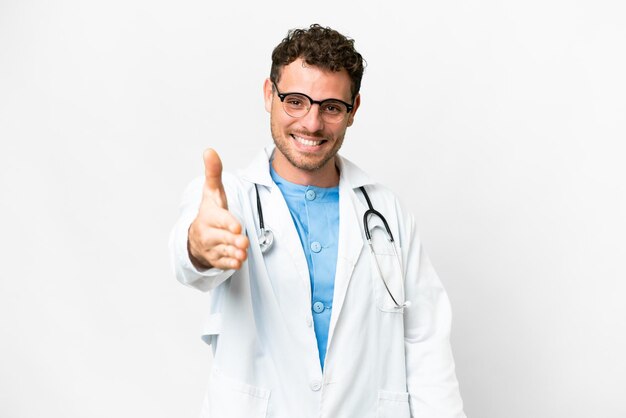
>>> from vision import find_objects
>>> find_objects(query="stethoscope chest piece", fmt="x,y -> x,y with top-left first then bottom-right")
259,228 -> 274,253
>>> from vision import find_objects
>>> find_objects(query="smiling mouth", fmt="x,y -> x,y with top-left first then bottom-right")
291,134 -> 326,147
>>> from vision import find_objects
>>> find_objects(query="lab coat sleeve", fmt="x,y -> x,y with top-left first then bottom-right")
168,174 -> 240,292
402,212 -> 466,418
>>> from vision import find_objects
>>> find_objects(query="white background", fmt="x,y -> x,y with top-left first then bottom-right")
1,0 -> 625,417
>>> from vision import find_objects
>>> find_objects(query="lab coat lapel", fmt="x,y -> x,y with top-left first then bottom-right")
239,145 -> 311,299
327,164 -> 368,346
263,183 -> 311,298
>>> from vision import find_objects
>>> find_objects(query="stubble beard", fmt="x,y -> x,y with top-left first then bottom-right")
269,115 -> 344,172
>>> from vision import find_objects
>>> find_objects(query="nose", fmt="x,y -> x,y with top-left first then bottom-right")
299,104 -> 324,133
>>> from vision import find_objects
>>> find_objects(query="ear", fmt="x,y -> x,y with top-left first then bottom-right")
263,78 -> 274,113
346,93 -> 361,127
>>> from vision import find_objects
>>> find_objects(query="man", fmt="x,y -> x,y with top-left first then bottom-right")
170,24 -> 466,418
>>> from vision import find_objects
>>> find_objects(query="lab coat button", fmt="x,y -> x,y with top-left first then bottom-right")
305,190 -> 316,200
310,241 -> 322,253
306,317 -> 313,327
312,301 -> 325,313
310,379 -> 322,391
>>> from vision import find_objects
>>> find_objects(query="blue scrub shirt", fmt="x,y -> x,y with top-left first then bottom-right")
270,166 -> 339,370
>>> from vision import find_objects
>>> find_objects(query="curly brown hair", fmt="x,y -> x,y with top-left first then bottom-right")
270,24 -> 365,99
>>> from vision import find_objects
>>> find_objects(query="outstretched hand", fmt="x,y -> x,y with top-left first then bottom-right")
188,149 -> 249,270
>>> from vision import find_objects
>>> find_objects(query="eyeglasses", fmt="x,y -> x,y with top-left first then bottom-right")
272,82 -> 354,124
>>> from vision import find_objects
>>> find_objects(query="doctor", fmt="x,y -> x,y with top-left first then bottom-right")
170,24 -> 466,418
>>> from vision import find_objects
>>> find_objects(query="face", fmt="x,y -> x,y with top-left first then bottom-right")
264,58 -> 360,176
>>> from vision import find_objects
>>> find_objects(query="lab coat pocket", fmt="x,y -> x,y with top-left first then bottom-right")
377,390 -> 410,418
369,238 -> 404,313
207,368 -> 270,418
201,313 -> 222,346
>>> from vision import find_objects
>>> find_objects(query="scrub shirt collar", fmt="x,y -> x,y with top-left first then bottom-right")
269,164 -> 339,200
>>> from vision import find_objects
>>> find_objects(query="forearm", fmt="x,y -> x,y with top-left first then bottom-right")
402,214 -> 466,417
404,298 -> 465,418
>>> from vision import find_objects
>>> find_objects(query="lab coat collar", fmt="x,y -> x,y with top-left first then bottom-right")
239,144 -> 375,190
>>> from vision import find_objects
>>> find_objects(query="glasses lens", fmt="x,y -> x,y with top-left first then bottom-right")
282,94 -> 310,118
319,101 -> 348,123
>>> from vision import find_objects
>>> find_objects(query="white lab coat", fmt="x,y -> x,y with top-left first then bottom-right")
170,145 -> 466,418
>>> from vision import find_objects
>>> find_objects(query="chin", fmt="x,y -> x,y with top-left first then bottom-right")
286,154 -> 329,172
271,125 -> 343,172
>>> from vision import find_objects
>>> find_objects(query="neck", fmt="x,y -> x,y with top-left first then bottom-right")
272,153 -> 340,188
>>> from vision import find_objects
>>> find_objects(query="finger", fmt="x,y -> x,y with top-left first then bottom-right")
201,206 -> 245,235
213,243 -> 247,261
202,148 -> 227,209
211,257 -> 245,270
204,227 -> 249,250
206,247 -> 247,270
189,237 -> 247,270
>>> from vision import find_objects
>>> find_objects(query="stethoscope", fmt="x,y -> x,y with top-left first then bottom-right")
254,184 -> 275,253
253,184 -> 410,309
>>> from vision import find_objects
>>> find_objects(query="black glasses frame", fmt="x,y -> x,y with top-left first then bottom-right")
272,82 -> 354,116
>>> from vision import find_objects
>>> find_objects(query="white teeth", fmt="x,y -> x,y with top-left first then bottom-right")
293,135 -> 322,146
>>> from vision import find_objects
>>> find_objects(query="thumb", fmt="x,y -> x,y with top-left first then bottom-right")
202,148 -> 227,208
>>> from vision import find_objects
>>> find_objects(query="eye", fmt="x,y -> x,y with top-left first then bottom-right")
284,94 -> 308,109
321,101 -> 346,115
